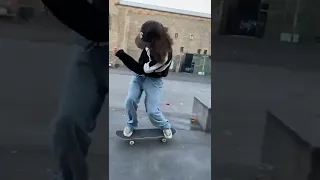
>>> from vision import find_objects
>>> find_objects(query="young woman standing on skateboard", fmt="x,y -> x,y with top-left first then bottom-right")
113,20 -> 173,139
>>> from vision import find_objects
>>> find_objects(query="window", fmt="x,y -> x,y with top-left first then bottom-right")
189,34 -> 194,40
180,47 -> 184,53
197,49 -> 201,54
204,50 -> 207,55
175,33 -> 178,38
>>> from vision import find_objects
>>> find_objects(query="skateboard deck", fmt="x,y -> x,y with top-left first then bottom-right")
116,128 -> 176,145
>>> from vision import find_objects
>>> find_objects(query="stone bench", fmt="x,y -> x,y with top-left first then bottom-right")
0,6 -> 16,19
261,111 -> 313,180
192,96 -> 211,133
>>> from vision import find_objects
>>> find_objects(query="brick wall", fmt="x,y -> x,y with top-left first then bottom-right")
109,0 -> 211,64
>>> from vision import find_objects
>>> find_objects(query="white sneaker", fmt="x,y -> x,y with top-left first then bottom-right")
123,126 -> 133,137
163,128 -> 172,139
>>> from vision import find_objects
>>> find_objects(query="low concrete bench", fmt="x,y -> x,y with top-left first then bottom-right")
261,111 -> 312,180
0,6 -> 16,19
192,96 -> 211,133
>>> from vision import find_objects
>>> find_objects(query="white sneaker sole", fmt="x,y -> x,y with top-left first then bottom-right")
123,131 -> 133,137
163,130 -> 172,139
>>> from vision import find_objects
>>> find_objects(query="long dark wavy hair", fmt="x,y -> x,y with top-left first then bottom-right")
134,22 -> 173,63
149,26 -> 173,63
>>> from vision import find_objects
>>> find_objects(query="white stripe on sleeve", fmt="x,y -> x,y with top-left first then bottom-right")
143,62 -> 163,73
143,47 -> 170,74
155,60 -> 171,72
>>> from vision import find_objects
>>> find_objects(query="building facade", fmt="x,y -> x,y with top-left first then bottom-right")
213,0 -> 320,43
109,0 -> 211,66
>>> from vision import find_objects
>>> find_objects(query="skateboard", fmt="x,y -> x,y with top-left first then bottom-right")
116,128 -> 176,145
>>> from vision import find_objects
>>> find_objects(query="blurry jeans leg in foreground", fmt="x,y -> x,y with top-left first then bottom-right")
51,43 -> 108,180
125,75 -> 143,128
143,77 -> 171,129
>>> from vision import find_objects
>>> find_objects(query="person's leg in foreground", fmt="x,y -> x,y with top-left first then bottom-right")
51,43 -> 108,180
123,75 -> 143,137
144,77 -> 172,139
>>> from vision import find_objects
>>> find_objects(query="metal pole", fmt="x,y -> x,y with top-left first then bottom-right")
256,0 -> 262,37
292,0 -> 301,42
201,55 -> 207,75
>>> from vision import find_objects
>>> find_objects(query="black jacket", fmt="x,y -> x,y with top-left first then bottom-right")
41,0 -> 108,42
116,48 -> 172,78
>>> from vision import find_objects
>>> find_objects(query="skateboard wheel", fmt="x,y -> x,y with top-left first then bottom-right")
129,140 -> 135,145
161,138 -> 167,143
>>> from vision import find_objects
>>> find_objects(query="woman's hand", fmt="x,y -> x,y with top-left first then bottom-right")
113,47 -> 120,56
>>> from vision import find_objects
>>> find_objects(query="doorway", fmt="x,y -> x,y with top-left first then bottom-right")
224,0 -> 268,38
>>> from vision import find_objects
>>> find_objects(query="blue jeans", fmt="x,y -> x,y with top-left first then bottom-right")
51,43 -> 108,180
125,74 -> 171,129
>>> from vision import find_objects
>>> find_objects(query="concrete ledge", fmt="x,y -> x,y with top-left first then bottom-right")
0,6 -> 15,18
192,96 -> 211,133
261,111 -> 312,180
214,162 -> 273,180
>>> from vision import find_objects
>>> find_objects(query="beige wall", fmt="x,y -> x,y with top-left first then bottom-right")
109,0 -> 211,64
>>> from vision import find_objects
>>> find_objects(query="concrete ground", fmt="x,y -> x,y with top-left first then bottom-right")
0,36 -> 211,180
2,22 -> 320,180
109,67 -> 211,84
109,108 -> 211,180
108,70 -> 211,180
109,71 -> 211,115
